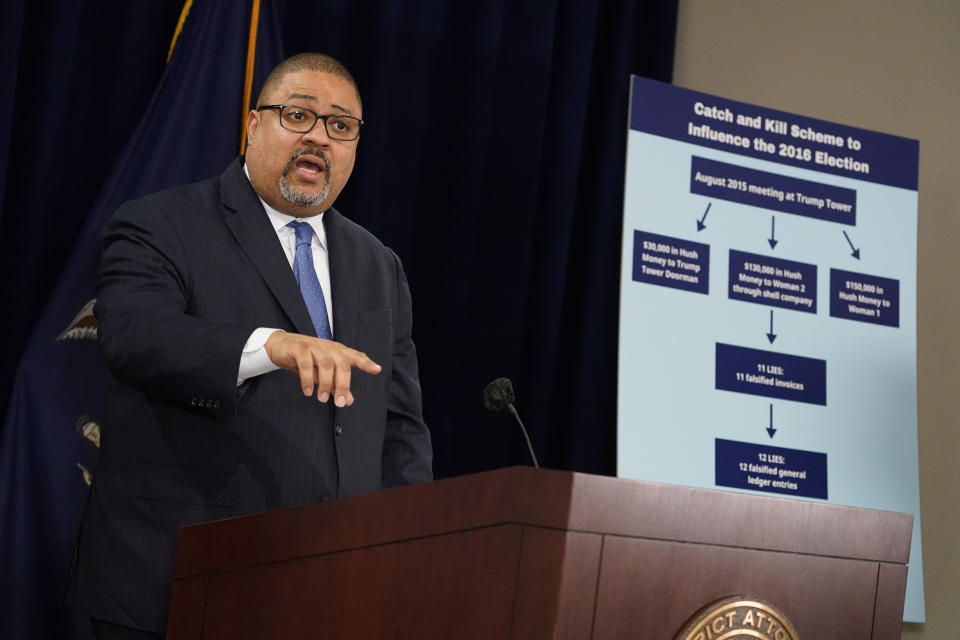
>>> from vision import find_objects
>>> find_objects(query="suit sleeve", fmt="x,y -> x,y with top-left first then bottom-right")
381,251 -> 433,487
95,198 -> 252,416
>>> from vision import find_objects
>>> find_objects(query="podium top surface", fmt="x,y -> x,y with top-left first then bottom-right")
173,466 -> 912,579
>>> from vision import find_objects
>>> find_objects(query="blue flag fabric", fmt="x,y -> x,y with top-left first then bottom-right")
0,1 -> 282,637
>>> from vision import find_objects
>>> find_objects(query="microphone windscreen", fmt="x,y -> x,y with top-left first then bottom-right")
482,377 -> 516,411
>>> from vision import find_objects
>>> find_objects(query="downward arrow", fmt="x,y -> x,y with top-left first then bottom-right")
843,230 -> 861,260
766,310 -> 777,344
697,203 -> 711,232
766,404 -> 777,438
768,216 -> 778,249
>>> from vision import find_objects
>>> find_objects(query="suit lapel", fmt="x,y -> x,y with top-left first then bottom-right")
324,208 -> 360,346
219,159 -> 317,337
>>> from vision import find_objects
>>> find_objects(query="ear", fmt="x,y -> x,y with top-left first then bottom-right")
245,109 -> 261,146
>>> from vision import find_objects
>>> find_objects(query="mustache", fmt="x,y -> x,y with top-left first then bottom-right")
283,147 -> 332,175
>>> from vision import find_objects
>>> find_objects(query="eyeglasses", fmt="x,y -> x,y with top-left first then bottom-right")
257,105 -> 364,141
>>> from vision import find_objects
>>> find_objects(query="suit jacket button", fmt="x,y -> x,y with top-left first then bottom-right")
334,424 -> 343,436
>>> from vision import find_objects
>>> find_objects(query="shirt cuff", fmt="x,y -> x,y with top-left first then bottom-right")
237,328 -> 283,385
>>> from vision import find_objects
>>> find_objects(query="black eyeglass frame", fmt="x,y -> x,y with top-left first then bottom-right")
257,104 -> 364,141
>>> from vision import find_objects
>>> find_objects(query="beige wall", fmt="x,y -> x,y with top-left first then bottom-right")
673,1 -> 960,636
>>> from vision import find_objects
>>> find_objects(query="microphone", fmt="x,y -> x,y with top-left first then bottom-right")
483,377 -> 540,468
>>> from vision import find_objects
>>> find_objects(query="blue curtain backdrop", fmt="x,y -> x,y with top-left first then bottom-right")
0,0 -> 677,637
0,0 -> 284,637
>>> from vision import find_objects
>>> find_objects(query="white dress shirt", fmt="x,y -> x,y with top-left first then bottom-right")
237,164 -> 334,384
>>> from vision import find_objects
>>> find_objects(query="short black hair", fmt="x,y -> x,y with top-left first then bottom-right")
256,53 -> 361,110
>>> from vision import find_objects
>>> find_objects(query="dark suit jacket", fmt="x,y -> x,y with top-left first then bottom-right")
68,158 -> 432,632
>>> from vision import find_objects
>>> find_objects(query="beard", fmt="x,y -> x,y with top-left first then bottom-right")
279,147 -> 332,208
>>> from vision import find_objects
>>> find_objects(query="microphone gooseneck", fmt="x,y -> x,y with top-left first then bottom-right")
483,377 -> 540,469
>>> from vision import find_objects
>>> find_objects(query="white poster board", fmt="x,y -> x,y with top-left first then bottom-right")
617,77 -> 923,620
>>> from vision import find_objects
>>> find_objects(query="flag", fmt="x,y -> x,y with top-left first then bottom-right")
0,1 -> 282,636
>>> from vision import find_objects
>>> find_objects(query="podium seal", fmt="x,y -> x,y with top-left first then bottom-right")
675,596 -> 799,640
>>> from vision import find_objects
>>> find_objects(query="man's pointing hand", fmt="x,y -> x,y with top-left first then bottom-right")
264,331 -> 381,407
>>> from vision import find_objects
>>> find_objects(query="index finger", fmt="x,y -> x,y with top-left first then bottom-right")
349,349 -> 381,375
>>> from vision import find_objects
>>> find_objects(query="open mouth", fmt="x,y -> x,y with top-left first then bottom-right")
286,149 -> 330,182
293,157 -> 324,179
279,149 -> 332,207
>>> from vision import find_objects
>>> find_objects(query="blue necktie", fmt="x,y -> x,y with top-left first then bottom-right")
288,221 -> 333,339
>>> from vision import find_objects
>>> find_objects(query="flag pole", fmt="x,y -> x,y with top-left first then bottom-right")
239,0 -> 262,154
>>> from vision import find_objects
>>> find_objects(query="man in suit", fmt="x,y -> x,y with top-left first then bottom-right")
68,53 -> 433,638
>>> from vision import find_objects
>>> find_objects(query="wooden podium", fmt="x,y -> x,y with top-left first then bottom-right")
166,467 -> 911,639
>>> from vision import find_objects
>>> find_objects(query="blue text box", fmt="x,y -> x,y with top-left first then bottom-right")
830,268 -> 900,328
632,231 -> 709,294
629,76 -> 919,190
716,343 -> 826,405
715,438 -> 828,499
728,250 -> 817,314
691,156 -> 856,225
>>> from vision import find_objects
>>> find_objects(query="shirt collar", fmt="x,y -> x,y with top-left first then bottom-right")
243,162 -> 327,250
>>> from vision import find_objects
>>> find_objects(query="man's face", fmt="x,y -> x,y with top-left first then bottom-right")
245,70 -> 362,217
